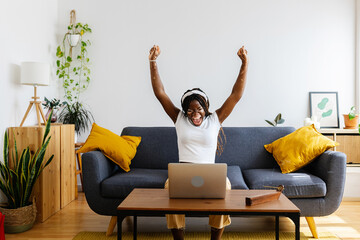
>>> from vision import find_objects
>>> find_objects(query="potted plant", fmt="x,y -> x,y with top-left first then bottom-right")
42,97 -> 67,123
58,101 -> 93,136
56,22 -> 92,101
56,16 -> 94,137
344,106 -> 359,129
0,112 -> 54,233
63,10 -> 88,55
265,113 -> 285,127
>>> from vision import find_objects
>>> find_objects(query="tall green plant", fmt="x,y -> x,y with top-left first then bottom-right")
0,112 -> 54,209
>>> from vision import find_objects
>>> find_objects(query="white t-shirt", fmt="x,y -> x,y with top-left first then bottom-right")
175,111 -> 221,164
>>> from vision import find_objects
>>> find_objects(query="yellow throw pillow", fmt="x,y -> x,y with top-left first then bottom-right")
264,124 -> 338,174
77,123 -> 141,172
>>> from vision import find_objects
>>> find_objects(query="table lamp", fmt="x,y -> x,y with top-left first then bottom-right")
20,62 -> 50,127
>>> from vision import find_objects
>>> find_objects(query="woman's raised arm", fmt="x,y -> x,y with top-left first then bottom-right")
149,45 -> 180,123
216,46 -> 248,124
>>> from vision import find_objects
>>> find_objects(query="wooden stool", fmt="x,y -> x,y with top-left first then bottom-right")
75,142 -> 85,198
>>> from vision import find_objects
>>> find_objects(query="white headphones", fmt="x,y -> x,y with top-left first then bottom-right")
181,90 -> 209,104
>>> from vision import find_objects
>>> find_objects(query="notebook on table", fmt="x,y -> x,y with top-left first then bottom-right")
168,163 -> 227,199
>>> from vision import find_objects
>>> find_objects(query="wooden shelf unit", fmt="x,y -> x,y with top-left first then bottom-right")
7,124 -> 76,222
319,128 -> 360,165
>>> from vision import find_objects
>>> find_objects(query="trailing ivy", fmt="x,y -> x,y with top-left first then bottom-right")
56,23 -> 92,103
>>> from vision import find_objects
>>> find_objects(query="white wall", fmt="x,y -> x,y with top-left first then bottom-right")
0,0 -> 356,140
0,0 -> 59,201
0,0 -> 59,142
56,0 -> 355,141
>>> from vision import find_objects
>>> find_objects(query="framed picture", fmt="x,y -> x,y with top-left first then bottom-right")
309,92 -> 339,128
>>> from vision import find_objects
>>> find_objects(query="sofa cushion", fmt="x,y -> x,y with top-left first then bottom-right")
101,168 -> 168,199
264,125 -> 338,173
242,168 -> 326,198
227,165 -> 249,189
121,127 -> 179,169
78,123 -> 141,172
216,127 -> 295,170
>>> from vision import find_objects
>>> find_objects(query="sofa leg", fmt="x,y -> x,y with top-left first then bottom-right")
106,216 -> 117,236
305,217 -> 319,239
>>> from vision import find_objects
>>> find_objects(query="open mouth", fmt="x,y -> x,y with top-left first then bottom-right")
191,117 -> 202,126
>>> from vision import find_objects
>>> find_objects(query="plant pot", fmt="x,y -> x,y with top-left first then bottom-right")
0,202 -> 37,233
343,114 -> 359,129
45,108 -> 57,123
66,33 -> 81,47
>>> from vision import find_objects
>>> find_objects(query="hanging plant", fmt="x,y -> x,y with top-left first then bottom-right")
56,10 -> 92,103
56,10 -> 94,136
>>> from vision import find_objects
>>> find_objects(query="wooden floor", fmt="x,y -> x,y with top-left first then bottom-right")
4,193 -> 360,240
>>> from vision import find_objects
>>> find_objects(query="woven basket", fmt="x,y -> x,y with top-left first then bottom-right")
0,201 -> 37,233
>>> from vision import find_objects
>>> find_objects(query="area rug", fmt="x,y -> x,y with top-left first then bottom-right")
73,231 -> 339,240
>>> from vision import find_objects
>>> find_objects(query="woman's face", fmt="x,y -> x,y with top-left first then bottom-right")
186,100 -> 206,126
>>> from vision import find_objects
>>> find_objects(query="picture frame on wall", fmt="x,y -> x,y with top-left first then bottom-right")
309,92 -> 339,128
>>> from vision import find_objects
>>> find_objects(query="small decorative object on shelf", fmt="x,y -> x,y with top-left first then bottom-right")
42,97 -> 67,123
245,185 -> 284,206
343,106 -> 359,130
265,113 -> 285,127
304,116 -> 320,130
309,92 -> 339,128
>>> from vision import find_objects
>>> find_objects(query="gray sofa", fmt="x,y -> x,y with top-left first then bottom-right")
82,126 -> 346,236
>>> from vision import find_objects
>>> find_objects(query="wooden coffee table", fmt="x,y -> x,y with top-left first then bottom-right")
117,189 -> 300,240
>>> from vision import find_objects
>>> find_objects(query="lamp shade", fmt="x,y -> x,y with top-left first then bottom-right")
21,62 -> 50,86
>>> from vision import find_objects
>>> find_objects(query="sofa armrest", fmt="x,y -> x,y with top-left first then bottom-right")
82,151 -> 118,185
307,150 -> 346,187
304,150 -> 346,215
81,151 -> 121,216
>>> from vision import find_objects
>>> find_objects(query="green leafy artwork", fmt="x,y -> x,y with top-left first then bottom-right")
317,98 -> 329,110
316,97 -> 333,118
322,110 -> 333,118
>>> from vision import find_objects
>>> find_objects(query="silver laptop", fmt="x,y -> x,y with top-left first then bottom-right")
168,163 -> 227,199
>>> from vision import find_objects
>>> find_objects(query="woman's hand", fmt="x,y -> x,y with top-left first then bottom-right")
237,46 -> 248,63
149,45 -> 161,60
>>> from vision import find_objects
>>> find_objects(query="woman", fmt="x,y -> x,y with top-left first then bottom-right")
149,45 -> 248,240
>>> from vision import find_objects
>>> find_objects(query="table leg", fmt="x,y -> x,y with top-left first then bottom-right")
117,215 -> 126,240
133,215 -> 137,240
275,215 -> 279,240
294,216 -> 300,240
288,213 -> 300,240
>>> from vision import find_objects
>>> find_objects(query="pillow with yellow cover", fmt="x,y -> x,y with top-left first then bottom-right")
77,123 -> 141,172
264,124 -> 338,174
